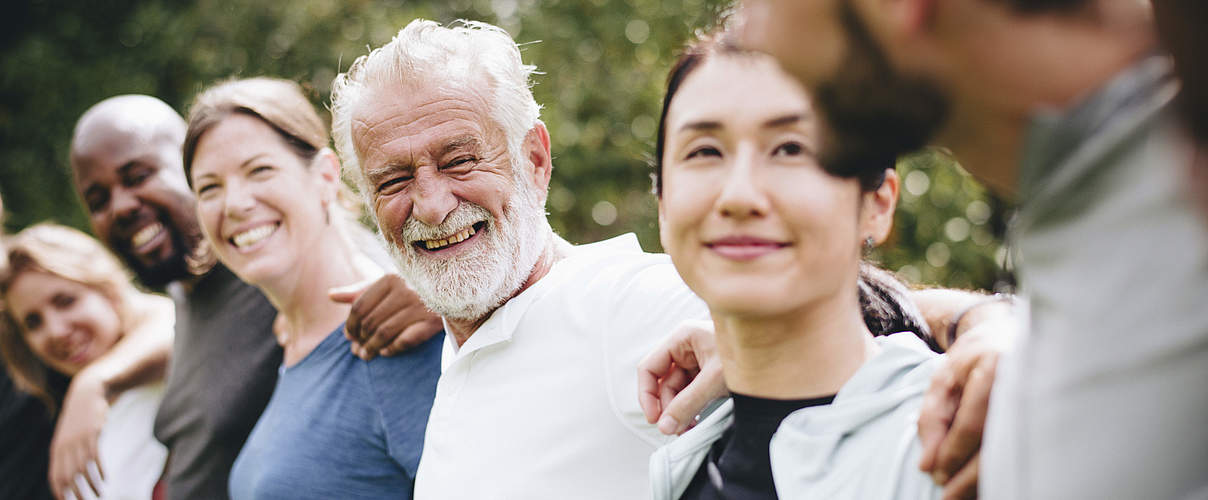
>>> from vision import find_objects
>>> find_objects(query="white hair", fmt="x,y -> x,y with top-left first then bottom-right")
330,19 -> 542,196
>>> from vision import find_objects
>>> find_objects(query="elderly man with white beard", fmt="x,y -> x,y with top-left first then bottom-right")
330,20 -> 709,499
331,19 -> 1011,500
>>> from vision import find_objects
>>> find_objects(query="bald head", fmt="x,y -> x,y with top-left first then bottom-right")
70,95 -> 201,289
71,95 -> 186,166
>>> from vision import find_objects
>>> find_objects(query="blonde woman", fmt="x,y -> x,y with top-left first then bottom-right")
0,223 -> 171,500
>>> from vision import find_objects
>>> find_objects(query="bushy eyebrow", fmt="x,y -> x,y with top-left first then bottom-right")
437,135 -> 481,156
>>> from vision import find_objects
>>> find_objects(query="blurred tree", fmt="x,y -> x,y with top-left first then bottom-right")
0,0 -> 1008,290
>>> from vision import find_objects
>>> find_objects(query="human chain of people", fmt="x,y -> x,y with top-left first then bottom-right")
2,1 -> 1206,499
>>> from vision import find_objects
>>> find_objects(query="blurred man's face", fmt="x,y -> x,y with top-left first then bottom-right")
742,0 -> 949,175
71,127 -> 201,289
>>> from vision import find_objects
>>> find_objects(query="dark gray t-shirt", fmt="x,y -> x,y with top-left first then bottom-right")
154,263 -> 280,500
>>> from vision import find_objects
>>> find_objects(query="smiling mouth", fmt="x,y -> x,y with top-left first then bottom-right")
413,222 -> 486,252
131,222 -> 165,250
230,223 -> 279,250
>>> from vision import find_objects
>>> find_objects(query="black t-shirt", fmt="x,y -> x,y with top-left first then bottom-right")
153,264 -> 281,500
679,392 -> 836,500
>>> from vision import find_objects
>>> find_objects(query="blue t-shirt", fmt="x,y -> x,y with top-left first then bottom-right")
228,325 -> 443,499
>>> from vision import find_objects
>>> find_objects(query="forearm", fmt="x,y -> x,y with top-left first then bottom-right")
81,294 -> 174,399
909,288 -> 1001,352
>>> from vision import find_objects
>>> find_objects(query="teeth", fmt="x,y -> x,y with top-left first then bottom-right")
423,225 -> 476,250
132,223 -> 164,248
232,224 -> 276,249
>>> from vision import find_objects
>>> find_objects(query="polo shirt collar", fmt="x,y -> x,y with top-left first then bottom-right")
440,233 -> 645,372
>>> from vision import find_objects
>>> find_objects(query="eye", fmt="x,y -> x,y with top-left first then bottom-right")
85,192 -> 109,213
250,165 -> 274,176
195,182 -> 219,197
123,165 -> 154,187
377,175 -> 412,196
685,146 -> 721,160
51,293 -> 76,309
23,313 -> 42,332
772,141 -> 807,157
441,156 -> 476,171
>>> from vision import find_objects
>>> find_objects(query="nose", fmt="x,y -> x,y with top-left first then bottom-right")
409,171 -> 458,227
222,180 -> 257,219
716,147 -> 769,219
43,312 -> 73,343
111,187 -> 142,224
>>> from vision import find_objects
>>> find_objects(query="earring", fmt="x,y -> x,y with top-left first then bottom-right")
863,236 -> 875,250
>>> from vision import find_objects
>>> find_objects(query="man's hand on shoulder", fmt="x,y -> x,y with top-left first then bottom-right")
917,298 -> 1021,500
637,319 -> 727,435
331,274 -> 443,360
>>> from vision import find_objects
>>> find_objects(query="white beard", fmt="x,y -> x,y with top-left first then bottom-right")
385,174 -> 550,322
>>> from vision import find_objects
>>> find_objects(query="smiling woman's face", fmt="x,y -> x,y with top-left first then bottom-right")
6,270 -> 122,376
658,54 -> 875,318
190,113 -> 333,288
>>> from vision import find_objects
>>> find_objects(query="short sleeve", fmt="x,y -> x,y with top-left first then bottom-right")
366,331 -> 445,478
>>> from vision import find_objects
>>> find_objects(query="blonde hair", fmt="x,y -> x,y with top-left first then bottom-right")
0,224 -> 139,413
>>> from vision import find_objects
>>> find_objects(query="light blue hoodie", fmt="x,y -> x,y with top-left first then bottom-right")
649,332 -> 944,500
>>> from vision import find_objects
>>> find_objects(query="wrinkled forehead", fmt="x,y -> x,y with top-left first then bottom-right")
350,81 -> 499,157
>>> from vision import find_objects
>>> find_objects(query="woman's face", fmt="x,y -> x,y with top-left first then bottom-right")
190,114 -> 336,288
659,54 -> 894,318
6,271 -> 122,376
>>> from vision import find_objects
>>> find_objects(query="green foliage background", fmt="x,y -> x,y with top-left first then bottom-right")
0,0 -> 1009,290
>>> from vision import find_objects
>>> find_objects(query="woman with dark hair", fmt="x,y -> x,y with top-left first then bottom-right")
0,223 -> 171,500
182,77 -> 441,499
647,38 -> 942,499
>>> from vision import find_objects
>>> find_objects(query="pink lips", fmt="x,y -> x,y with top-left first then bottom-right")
705,236 -> 788,261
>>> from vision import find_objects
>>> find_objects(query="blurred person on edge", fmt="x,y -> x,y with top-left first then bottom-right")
66,94 -> 442,500
735,0 -> 1208,498
0,191 -> 58,500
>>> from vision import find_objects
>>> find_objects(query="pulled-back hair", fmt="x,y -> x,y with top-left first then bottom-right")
182,77 -> 328,181
0,224 -> 138,413
656,31 -> 934,348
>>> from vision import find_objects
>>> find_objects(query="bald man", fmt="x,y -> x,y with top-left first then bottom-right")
64,95 -> 441,500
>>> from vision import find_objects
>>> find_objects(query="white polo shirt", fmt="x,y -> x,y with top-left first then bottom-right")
413,234 -> 710,500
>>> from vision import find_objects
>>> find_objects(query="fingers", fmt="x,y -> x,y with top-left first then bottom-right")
638,349 -> 676,424
380,319 -> 444,357
934,357 -> 996,482
918,364 -> 959,474
658,366 -> 693,413
941,454 -> 979,500
342,277 -> 394,344
328,278 -> 373,303
657,361 -> 726,435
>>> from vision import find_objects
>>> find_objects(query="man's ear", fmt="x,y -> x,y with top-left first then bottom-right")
522,121 -> 554,204
861,168 -> 899,245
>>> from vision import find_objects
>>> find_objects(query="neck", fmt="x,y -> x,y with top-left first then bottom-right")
933,2 -> 1155,198
260,229 -> 367,364
444,234 -> 572,346
713,291 -> 878,400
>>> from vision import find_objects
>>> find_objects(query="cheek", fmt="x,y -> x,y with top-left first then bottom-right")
374,195 -> 412,243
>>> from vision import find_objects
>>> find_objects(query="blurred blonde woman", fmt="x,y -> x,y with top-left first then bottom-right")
0,223 -> 171,500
